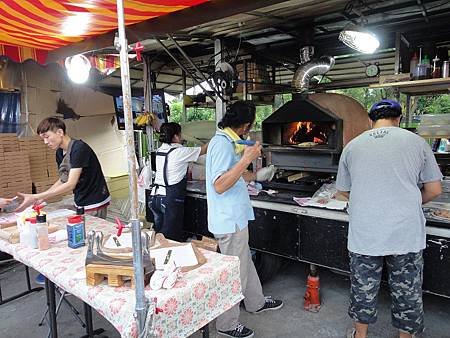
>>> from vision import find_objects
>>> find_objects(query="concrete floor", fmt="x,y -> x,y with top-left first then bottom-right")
1,260 -> 449,338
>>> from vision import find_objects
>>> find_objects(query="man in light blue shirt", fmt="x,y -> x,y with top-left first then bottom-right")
206,130 -> 255,234
206,101 -> 282,338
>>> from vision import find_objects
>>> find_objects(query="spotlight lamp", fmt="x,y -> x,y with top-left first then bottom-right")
338,24 -> 380,54
65,54 -> 91,84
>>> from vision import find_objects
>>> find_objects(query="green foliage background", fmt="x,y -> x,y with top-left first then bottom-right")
168,92 -> 450,130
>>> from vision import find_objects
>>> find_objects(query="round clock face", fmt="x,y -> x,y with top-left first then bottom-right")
366,64 -> 380,77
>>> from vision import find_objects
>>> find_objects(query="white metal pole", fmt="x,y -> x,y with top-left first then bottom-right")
182,70 -> 187,123
115,0 -> 148,334
215,39 -> 226,123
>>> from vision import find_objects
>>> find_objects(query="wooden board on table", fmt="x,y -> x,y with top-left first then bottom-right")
0,226 -> 19,244
85,263 -> 152,288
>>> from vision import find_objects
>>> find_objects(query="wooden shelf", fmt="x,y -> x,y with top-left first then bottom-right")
369,77 -> 450,95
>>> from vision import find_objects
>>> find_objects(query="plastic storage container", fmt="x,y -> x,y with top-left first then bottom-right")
420,114 -> 450,125
417,125 -> 450,137
418,114 -> 450,137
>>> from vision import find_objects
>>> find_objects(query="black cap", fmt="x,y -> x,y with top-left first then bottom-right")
36,214 -> 47,223
76,207 -> 85,215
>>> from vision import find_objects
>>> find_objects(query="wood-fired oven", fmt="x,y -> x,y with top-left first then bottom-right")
262,93 -> 370,173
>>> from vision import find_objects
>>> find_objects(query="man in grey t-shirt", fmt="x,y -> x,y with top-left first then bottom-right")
336,99 -> 442,338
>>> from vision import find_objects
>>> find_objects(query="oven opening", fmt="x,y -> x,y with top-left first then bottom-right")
282,121 -> 335,146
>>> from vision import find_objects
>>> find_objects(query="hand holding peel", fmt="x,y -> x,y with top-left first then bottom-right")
242,141 -> 262,164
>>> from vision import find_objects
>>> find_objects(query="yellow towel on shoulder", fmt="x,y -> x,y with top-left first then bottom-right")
222,127 -> 245,154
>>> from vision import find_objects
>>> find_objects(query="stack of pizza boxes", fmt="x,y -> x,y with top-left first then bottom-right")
0,134 -> 32,198
18,136 -> 61,202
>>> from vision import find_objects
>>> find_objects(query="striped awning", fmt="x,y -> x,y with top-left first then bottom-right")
0,44 -> 48,63
0,0 -> 208,62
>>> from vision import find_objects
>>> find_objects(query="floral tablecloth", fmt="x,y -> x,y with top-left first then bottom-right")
0,214 -> 243,338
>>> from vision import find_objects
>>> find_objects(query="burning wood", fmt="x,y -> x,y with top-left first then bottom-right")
287,121 -> 328,145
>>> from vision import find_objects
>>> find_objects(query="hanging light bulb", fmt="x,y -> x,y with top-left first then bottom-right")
65,54 -> 91,84
338,24 -> 380,54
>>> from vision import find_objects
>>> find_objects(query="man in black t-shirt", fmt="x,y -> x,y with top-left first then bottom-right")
16,117 -> 110,218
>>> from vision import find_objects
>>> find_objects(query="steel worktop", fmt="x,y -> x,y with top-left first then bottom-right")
185,180 -> 450,233
171,180 -> 450,298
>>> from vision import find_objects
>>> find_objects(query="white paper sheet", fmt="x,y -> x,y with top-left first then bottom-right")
294,197 -> 347,210
151,244 -> 198,269
104,232 -> 133,249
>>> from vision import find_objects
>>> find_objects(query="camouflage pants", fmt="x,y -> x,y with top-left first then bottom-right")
349,251 -> 424,335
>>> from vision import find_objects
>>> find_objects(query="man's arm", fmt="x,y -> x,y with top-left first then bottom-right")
48,179 -> 63,192
0,198 -> 13,209
214,143 -> 261,194
16,168 -> 82,211
421,181 -> 442,204
38,169 -> 81,199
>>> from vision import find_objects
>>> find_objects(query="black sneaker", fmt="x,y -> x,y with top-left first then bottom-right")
218,323 -> 254,338
253,296 -> 283,313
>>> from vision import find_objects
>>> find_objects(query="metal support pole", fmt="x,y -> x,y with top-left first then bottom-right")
394,32 -> 401,75
182,70 -> 187,123
215,39 -> 226,124
201,324 -> 210,338
243,59 -> 248,101
45,277 -> 58,338
143,56 -> 155,173
115,0 -> 148,335
84,302 -> 94,337
406,94 -> 412,127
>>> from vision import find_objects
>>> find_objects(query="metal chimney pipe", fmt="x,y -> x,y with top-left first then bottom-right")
299,46 -> 314,64
292,55 -> 335,92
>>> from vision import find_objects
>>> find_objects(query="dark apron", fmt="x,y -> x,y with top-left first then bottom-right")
150,147 -> 187,242
58,139 -> 74,183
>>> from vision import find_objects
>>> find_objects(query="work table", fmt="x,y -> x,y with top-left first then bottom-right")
186,180 -> 450,230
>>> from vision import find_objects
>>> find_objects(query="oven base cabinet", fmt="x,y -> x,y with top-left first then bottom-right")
162,194 -> 450,298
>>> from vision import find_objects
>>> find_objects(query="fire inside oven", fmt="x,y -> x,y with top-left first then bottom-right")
282,121 -> 333,146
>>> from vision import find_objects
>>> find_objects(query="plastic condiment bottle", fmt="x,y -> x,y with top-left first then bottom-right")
410,52 -> 418,77
422,54 -> 431,78
36,214 -> 49,250
27,218 -> 38,249
432,55 -> 441,78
